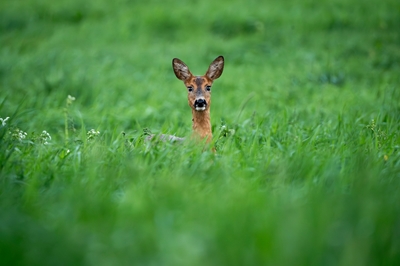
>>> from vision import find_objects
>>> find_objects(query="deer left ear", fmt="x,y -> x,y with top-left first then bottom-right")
206,56 -> 224,80
173,58 -> 193,81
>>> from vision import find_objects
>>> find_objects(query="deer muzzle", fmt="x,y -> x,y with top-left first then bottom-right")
194,98 -> 207,111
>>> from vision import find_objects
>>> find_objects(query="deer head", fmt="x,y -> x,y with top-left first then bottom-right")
172,56 -> 224,113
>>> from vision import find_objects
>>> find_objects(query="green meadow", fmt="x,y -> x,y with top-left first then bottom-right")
1,0 -> 399,265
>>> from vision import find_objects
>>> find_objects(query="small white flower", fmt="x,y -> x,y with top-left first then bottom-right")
87,129 -> 100,140
66,95 -> 76,106
0,117 -> 9,126
9,128 -> 28,141
39,130 -> 52,144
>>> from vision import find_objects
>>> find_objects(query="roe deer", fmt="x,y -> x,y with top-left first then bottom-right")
147,56 -> 224,144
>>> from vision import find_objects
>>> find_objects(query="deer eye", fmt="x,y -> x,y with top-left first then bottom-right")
206,86 -> 211,91
187,86 -> 193,92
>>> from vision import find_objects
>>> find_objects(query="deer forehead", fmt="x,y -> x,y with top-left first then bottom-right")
186,76 -> 212,88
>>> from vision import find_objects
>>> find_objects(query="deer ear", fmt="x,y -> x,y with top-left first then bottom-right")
206,56 -> 224,80
173,58 -> 192,81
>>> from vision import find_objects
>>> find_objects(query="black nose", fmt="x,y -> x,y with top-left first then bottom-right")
194,99 -> 207,107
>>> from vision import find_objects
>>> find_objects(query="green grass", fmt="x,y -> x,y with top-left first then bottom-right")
1,0 -> 400,265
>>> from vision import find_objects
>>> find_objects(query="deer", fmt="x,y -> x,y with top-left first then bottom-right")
146,56 -> 224,145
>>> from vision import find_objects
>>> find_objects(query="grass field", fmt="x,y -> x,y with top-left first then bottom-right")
1,0 -> 400,265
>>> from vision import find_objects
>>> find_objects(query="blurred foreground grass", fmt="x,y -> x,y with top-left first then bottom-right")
1,0 -> 400,265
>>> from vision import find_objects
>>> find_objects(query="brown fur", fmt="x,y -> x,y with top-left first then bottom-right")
172,56 -> 224,143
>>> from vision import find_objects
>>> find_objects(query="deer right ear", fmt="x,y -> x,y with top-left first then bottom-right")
206,56 -> 224,80
173,58 -> 192,81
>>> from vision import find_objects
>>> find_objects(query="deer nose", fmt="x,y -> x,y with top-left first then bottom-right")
194,98 -> 207,111
195,99 -> 206,107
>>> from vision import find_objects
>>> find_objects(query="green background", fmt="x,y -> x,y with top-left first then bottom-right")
1,0 -> 399,265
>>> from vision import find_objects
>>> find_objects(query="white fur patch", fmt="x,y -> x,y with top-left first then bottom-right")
195,106 -> 206,111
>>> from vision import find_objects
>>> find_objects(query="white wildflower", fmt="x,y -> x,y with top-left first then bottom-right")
67,95 -> 76,106
39,130 -> 52,144
9,128 -> 28,141
0,117 -> 9,127
87,129 -> 100,140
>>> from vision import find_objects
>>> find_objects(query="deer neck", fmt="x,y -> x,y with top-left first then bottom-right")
192,109 -> 212,142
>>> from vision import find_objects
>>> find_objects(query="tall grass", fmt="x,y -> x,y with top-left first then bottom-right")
1,0 -> 399,265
